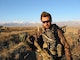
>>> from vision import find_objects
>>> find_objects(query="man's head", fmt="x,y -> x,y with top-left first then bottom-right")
40,11 -> 52,29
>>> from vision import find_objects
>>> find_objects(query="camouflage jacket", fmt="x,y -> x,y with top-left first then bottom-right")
38,24 -> 72,60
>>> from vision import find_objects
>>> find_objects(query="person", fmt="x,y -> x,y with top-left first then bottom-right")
36,11 -> 72,60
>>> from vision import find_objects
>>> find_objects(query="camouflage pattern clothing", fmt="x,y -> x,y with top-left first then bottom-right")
38,24 -> 72,60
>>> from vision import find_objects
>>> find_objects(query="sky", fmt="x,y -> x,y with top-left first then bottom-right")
0,0 -> 80,23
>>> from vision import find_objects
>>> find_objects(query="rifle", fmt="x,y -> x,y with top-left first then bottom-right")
34,40 -> 53,60
34,25 -> 53,60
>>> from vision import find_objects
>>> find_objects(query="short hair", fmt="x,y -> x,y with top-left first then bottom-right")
40,11 -> 52,22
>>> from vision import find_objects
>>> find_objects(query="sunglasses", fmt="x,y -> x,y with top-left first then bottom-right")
42,20 -> 50,23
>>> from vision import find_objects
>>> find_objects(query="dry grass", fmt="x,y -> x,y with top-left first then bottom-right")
0,26 -> 80,43
0,26 -> 37,42
65,26 -> 80,34
0,26 -> 80,60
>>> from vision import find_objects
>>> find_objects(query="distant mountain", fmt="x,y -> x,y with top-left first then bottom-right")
55,21 -> 80,27
0,21 -> 80,27
0,22 -> 40,27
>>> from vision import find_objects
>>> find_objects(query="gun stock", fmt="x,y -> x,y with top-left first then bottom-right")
34,40 -> 53,60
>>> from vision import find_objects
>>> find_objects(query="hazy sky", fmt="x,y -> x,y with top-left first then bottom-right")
0,0 -> 80,23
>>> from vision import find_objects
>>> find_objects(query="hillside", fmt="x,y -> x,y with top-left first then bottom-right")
0,26 -> 80,60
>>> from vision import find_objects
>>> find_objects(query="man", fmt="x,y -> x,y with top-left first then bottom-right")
37,11 -> 72,60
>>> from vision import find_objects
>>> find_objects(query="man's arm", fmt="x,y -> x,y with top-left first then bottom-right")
57,29 -> 72,60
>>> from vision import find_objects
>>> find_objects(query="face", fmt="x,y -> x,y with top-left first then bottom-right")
41,16 -> 51,29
